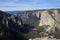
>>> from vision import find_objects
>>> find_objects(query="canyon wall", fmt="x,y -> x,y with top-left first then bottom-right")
38,10 -> 60,33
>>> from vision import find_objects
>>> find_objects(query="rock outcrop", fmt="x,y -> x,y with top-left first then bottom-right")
1,9 -> 60,39
38,9 -> 60,33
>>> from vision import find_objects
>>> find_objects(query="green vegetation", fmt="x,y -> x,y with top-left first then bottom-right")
24,30 -> 40,39
24,25 -> 50,39
54,27 -> 60,39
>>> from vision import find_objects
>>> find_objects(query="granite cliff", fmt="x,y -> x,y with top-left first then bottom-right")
0,9 -> 60,39
10,9 -> 60,33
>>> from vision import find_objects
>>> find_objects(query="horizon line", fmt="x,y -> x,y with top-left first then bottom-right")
1,8 -> 60,11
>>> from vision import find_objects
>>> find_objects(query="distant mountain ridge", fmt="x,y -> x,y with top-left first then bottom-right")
0,10 -> 11,17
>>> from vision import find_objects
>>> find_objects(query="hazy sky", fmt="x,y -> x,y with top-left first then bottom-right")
0,0 -> 60,11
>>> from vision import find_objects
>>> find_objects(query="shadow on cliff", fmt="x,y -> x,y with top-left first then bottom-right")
0,16 -> 35,40
8,17 -> 35,33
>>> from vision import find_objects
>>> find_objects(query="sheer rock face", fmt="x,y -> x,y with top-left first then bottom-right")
39,11 -> 55,27
38,10 -> 60,33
